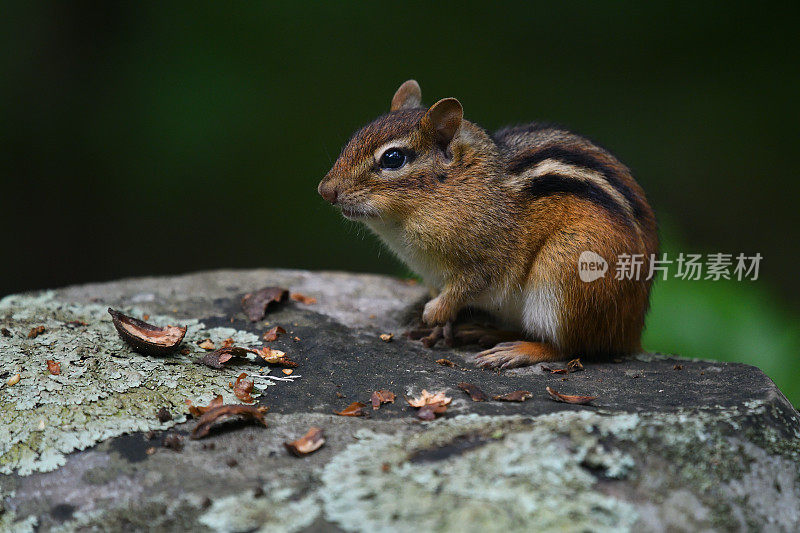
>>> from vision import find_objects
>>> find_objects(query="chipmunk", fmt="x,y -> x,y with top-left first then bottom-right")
318,80 -> 658,368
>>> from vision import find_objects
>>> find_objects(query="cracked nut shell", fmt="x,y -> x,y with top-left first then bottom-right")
108,308 -> 187,356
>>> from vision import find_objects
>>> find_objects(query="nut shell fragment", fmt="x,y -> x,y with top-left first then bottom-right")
284,427 -> 325,456
458,382 -> 487,402
190,404 -> 268,439
108,308 -> 186,356
334,402 -> 368,417
232,373 -> 255,403
546,386 -> 596,405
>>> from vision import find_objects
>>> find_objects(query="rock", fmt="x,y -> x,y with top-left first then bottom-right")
0,269 -> 798,532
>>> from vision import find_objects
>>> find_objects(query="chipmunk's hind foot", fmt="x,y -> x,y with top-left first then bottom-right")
407,322 -> 518,349
475,341 -> 565,369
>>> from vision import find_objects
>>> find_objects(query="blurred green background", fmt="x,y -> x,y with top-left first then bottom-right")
1,3 -> 798,403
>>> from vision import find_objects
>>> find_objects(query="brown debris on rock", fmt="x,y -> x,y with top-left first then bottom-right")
458,382 -> 488,402
546,386 -> 597,405
156,406 -> 172,423
46,360 -> 61,375
262,326 -> 286,342
241,287 -> 289,322
493,390 -> 532,402
197,346 -> 254,369
290,292 -> 317,305
108,308 -> 187,356
28,326 -> 46,339
544,358 -> 584,374
334,402 -> 368,417
232,373 -> 255,403
406,390 -> 451,420
253,347 -> 298,367
162,434 -> 184,452
198,339 -> 216,350
371,390 -> 396,410
190,404 -> 268,439
284,427 -> 325,457
185,394 -> 224,418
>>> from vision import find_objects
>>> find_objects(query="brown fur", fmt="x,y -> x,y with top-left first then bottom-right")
318,81 -> 658,366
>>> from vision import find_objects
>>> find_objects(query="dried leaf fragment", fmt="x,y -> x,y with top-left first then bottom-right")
198,339 -> 216,350
262,326 -> 286,342
108,308 -> 187,356
291,292 -> 317,305
232,373 -> 255,403
406,390 -> 451,420
544,358 -> 584,374
493,390 -> 532,402
191,404 -> 268,439
379,333 -> 394,342
197,346 -> 253,369
371,390 -> 396,410
436,358 -> 456,368
282,368 -> 293,375
284,427 -> 325,456
1,327 -> 11,337
7,373 -> 20,386
334,402 -> 368,417
221,337 -> 235,348
546,386 -> 596,405
46,360 -> 61,375
185,394 -> 224,417
28,326 -> 46,339
406,390 -> 452,408
458,382 -> 488,402
253,347 -> 298,367
241,287 -> 289,321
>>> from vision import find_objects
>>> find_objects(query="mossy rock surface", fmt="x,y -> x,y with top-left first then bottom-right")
1,269 -> 799,532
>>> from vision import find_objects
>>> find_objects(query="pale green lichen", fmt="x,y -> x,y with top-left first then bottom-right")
0,292 -> 287,476
320,414 -> 639,533
198,483 -> 320,532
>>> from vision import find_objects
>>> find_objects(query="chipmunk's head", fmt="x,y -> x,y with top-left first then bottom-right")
318,80 -> 466,222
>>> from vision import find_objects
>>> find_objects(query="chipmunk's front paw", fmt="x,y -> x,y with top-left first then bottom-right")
475,341 -> 564,369
422,296 -> 452,326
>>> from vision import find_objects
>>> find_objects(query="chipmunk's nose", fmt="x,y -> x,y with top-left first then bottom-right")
318,180 -> 339,204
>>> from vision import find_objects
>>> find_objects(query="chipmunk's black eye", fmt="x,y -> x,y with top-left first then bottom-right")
379,148 -> 406,170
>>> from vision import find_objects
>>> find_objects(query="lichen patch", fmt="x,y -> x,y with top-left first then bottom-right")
0,292 -> 281,476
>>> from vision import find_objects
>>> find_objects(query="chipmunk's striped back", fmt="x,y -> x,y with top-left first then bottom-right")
494,124 -> 656,241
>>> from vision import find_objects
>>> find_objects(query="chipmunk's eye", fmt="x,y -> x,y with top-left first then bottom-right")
379,148 -> 406,170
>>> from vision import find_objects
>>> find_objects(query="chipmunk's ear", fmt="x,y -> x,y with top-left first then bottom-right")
421,98 -> 463,148
391,80 -> 422,111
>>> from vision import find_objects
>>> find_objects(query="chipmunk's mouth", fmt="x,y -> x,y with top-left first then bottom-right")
339,204 -> 378,220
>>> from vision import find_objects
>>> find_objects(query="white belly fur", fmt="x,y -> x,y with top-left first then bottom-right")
471,281 -> 562,345
366,219 -> 562,344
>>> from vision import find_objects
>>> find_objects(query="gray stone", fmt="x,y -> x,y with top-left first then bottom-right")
1,269 -> 799,532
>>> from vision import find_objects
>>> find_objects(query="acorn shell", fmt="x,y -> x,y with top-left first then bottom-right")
108,308 -> 187,356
